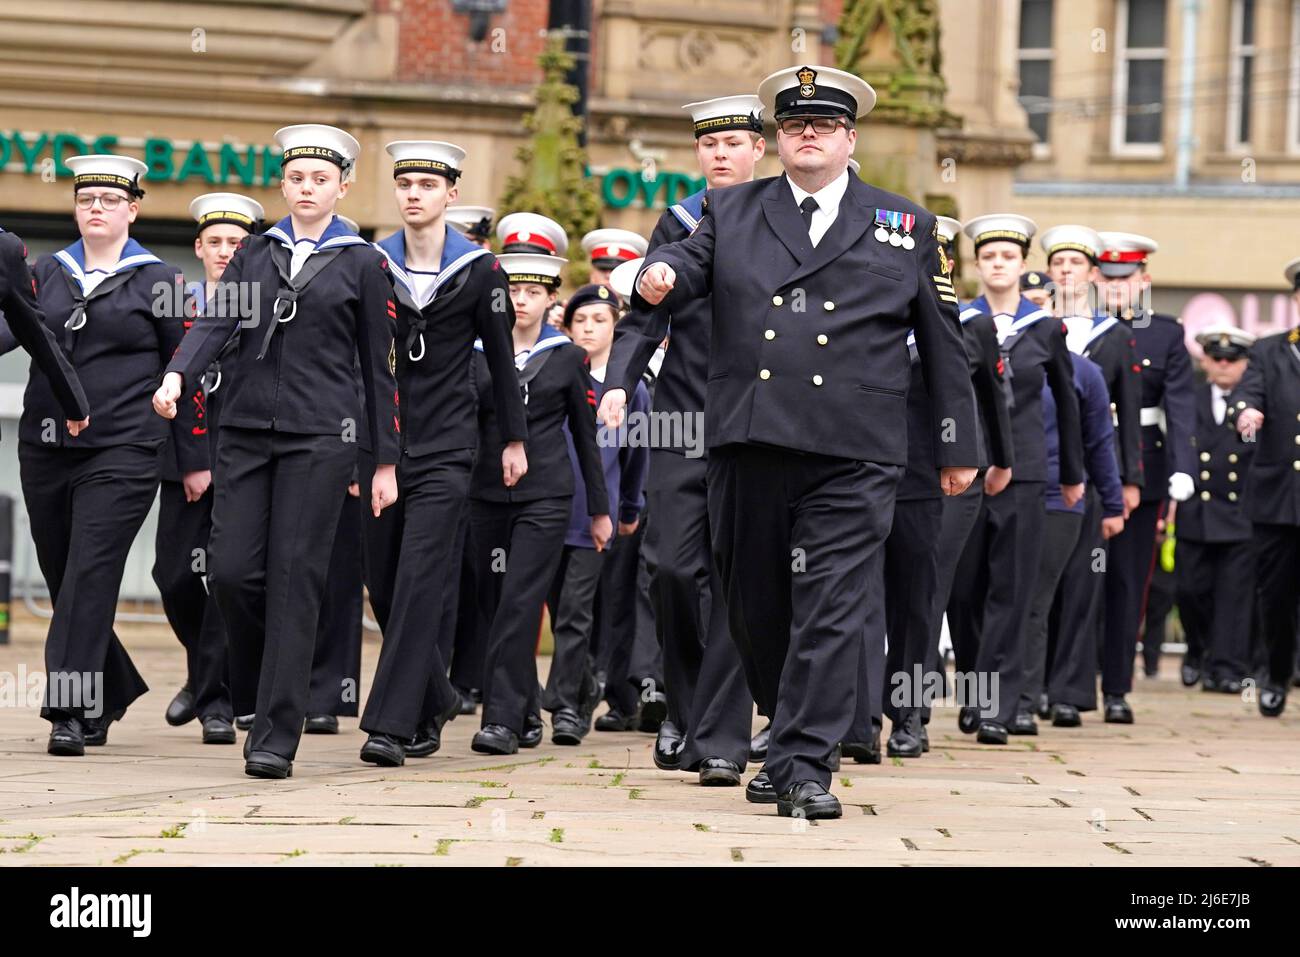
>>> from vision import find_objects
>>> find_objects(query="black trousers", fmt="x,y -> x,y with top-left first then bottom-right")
947,481 -> 1046,726
922,482 -> 984,723
207,427 -> 354,758
1174,537 -> 1254,683
543,545 -> 605,715
153,480 -> 232,722
20,443 -> 157,722
1142,561 -> 1175,674
848,547 -> 887,741
708,444 -> 900,794
1021,509 -> 1083,711
1252,523 -> 1300,690
1102,498 -> 1163,696
593,520 -> 650,716
472,496 -> 571,735
360,449 -> 473,739
309,494 -> 364,717
443,506 -> 482,694
883,497 -> 943,724
1048,488 -> 1105,710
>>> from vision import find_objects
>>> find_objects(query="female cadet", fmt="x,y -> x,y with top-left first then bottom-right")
153,192 -> 263,746
153,125 -> 400,779
21,154 -> 184,756
469,252 -> 612,756
356,140 -> 528,767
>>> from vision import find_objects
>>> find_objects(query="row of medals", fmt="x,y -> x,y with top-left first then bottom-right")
874,224 -> 915,249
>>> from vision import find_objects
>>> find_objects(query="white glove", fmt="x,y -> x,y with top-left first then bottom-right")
1168,471 -> 1195,503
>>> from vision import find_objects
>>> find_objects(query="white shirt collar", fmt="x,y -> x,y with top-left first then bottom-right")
786,170 -> 849,215
589,364 -> 607,384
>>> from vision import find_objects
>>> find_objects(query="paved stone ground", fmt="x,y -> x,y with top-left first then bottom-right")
1,617 -> 1298,867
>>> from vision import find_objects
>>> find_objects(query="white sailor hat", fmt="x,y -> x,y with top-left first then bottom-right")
337,215 -> 360,234
447,205 -> 495,240
682,95 -> 764,138
758,64 -> 876,120
581,229 -> 648,270
66,154 -> 148,198
1284,256 -> 1300,291
497,212 -> 569,256
275,124 -> 360,174
962,213 -> 1037,252
1195,324 -> 1256,359
385,140 -> 466,182
498,252 -> 568,289
189,192 -> 264,234
608,256 -> 644,301
1097,231 -> 1158,278
1040,224 -> 1102,262
936,216 -> 962,246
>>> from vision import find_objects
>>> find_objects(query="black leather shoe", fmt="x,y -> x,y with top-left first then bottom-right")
777,781 -> 842,820
455,688 -> 477,716
404,726 -> 438,758
234,714 -> 255,731
652,720 -> 684,770
958,706 -> 980,734
1218,678 -> 1243,695
745,768 -> 778,803
471,724 -> 519,755
920,723 -> 930,752
47,719 -> 86,756
594,710 -> 636,732
637,690 -> 668,733
519,714 -> 544,749
976,721 -> 1008,745
83,709 -> 122,747
1037,693 -> 1052,720
749,721 -> 771,762
841,732 -> 882,765
245,750 -> 292,779
887,709 -> 923,758
1051,703 -> 1082,727
1180,659 -> 1202,687
243,734 -> 252,759
698,758 -> 742,787
165,685 -> 195,727
360,733 -> 406,767
1201,675 -> 1221,693
304,714 -> 338,735
551,709 -> 589,746
1258,686 -> 1287,717
1103,695 -> 1134,724
201,716 -> 237,745
1010,712 -> 1039,736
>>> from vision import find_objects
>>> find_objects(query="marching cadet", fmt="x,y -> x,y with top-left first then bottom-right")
633,65 -> 980,818
1175,326 -> 1257,695
469,252 -> 611,755
1042,225 -> 1145,724
154,125 -> 400,779
946,214 -> 1083,744
599,95 -> 767,786
1095,232 -> 1196,694
23,154 -> 183,756
580,229 -> 648,286
1230,258 -> 1300,717
542,284 -> 649,745
1020,270 -> 1051,308
154,192 -> 264,746
881,215 -> 1016,758
356,140 -> 527,767
446,205 -> 495,248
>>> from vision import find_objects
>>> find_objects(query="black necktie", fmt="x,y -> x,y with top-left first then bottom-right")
799,196 -> 819,235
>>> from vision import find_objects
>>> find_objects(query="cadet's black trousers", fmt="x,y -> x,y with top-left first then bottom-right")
1252,523 -> 1300,690
361,449 -> 473,739
1174,537 -> 1254,684
947,481 -> 1046,727
708,444 -> 900,794
309,494 -> 364,717
153,480 -> 232,722
883,497 -> 944,725
1048,488 -> 1105,710
1021,509 -> 1083,712
207,427 -> 354,758
543,545 -> 604,716
21,443 -> 157,722
472,496 -> 571,735
921,482 -> 984,724
593,520 -> 653,716
1102,499 -> 1163,696
444,507 -> 483,695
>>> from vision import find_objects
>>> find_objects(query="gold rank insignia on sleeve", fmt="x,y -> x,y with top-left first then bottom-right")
932,271 -> 958,305
388,340 -> 397,376
937,243 -> 953,278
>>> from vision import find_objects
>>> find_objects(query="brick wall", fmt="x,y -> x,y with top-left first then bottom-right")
393,0 -> 550,87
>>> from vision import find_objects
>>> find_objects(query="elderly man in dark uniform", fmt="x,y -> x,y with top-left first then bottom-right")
1232,258 -> 1300,717
632,64 -> 979,819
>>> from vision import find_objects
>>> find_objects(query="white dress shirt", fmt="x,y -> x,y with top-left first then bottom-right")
1063,315 -> 1094,356
786,170 -> 850,248
1211,384 -> 1229,425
